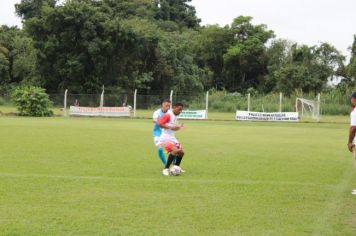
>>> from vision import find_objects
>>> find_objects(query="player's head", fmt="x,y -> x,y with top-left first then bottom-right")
351,92 -> 356,106
161,99 -> 171,112
172,102 -> 183,115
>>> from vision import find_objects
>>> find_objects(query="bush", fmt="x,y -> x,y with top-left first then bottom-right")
11,86 -> 53,117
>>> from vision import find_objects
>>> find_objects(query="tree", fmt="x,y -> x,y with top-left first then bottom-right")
23,1 -> 158,93
264,39 -> 293,92
347,35 -> 356,83
17,0 -> 206,94
154,0 -> 201,29
222,16 -> 274,91
151,30 -> 207,94
274,64 -> 310,95
272,42 -> 344,94
0,26 -> 39,90
193,25 -> 233,89
0,53 -> 10,92
15,0 -> 57,20
102,0 -> 156,19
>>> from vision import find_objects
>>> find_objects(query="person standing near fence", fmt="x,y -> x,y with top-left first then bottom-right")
152,99 -> 171,165
347,92 -> 356,195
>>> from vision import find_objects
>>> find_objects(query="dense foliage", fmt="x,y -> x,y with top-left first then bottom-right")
0,0 -> 354,96
11,85 -> 53,116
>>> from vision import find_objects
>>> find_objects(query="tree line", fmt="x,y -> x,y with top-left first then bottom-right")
0,0 -> 355,96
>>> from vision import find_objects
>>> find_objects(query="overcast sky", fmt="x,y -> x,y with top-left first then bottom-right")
1,0 -> 355,57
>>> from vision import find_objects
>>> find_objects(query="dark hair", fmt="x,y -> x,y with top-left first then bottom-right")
173,102 -> 184,107
162,99 -> 171,104
352,92 -> 356,99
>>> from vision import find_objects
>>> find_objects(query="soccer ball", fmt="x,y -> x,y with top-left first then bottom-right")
170,165 -> 181,176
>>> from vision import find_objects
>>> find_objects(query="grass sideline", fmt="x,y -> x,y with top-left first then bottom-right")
0,117 -> 355,235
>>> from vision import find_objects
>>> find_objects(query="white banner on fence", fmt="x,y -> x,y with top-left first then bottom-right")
179,110 -> 207,120
236,111 -> 299,122
70,106 -> 131,117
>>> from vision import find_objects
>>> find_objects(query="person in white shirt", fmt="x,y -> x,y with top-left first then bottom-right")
158,102 -> 185,176
347,92 -> 356,195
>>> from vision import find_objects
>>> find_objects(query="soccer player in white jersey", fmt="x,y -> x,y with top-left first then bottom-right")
152,99 -> 171,165
158,102 -> 185,176
347,92 -> 356,195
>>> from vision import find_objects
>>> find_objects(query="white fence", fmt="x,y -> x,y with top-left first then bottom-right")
63,88 -> 210,119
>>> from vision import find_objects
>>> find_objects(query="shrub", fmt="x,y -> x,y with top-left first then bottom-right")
11,86 -> 53,117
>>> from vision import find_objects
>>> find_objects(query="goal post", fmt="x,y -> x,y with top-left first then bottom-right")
295,94 -> 321,121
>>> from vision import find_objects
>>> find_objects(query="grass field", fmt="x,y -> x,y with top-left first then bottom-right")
1,117 -> 356,235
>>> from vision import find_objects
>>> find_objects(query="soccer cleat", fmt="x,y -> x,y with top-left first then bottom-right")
352,189 -> 356,195
162,168 -> 170,176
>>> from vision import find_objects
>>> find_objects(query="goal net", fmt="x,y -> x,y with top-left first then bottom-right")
295,95 -> 321,121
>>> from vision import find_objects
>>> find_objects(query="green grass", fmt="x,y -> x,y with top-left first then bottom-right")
0,117 -> 355,235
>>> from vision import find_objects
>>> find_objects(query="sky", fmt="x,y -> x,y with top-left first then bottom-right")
1,0 -> 355,58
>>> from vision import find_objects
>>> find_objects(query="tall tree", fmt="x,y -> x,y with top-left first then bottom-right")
154,0 -> 201,29
15,0 -> 57,20
0,53 -> 10,92
0,26 -> 39,90
264,39 -> 293,92
347,35 -> 356,82
273,42 -> 344,94
193,25 -> 233,89
222,16 -> 274,91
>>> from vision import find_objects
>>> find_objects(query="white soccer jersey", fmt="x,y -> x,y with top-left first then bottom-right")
351,107 -> 356,126
159,110 -> 178,142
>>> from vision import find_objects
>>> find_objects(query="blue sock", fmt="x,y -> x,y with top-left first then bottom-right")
158,148 -> 167,165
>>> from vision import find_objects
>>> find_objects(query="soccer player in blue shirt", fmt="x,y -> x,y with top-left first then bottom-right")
152,99 -> 171,165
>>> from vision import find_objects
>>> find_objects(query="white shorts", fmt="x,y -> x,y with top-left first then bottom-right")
157,136 -> 179,149
159,136 -> 178,144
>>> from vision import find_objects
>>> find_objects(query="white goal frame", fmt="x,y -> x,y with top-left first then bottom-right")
295,94 -> 321,121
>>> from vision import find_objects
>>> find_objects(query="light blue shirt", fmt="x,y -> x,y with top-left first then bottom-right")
153,109 -> 165,137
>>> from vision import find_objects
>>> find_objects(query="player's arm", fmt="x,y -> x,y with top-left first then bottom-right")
152,111 -> 159,123
158,114 -> 180,131
348,126 -> 356,152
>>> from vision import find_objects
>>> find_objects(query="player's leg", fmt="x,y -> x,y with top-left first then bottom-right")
157,147 -> 167,165
173,143 -> 184,166
174,152 -> 184,166
154,137 -> 166,165
162,142 -> 182,175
